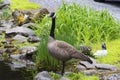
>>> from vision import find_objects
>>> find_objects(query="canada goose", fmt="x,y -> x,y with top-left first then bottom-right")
94,42 -> 107,56
47,12 -> 93,75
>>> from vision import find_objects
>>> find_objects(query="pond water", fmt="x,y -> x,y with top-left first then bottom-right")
0,61 -> 33,80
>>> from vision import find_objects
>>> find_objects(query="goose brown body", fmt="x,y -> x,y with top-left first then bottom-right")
47,36 -> 92,63
47,12 -> 92,75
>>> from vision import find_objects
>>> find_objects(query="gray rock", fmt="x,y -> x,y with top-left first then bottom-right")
2,0 -> 10,5
60,77 -> 70,80
79,61 -> 95,69
13,34 -> 27,42
5,27 -> 36,37
84,70 -> 97,76
34,71 -> 53,80
0,21 -> 13,28
10,54 -> 24,59
0,27 -> 7,32
76,65 -> 86,71
19,46 -> 37,55
28,35 -> 40,42
95,63 -> 118,71
7,60 -> 26,71
103,73 -> 120,80
0,0 -> 10,9
22,23 -> 36,29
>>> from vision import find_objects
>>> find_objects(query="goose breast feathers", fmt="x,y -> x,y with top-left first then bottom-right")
47,39 -> 77,61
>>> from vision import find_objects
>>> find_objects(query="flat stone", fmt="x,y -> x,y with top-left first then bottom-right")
84,70 -> 97,75
13,34 -> 27,42
22,23 -> 36,28
95,63 -> 118,71
79,61 -> 95,69
19,46 -> 37,55
76,65 -> 86,71
5,27 -> 36,37
34,71 -> 53,80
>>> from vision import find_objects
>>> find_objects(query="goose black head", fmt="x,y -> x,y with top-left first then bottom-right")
102,42 -> 106,50
49,12 -> 56,18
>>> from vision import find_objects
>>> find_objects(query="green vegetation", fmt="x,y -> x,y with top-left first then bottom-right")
0,9 -> 11,20
0,0 -> 3,2
35,2 -> 120,71
65,72 -> 99,80
10,0 -> 40,10
50,72 -> 99,80
92,39 -> 120,66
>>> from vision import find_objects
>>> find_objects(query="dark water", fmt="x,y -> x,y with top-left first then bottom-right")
0,61 -> 33,80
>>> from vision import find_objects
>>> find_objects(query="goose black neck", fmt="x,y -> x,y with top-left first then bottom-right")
50,17 -> 55,38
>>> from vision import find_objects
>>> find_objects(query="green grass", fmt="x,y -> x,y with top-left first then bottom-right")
65,72 -> 99,80
0,0 -> 3,2
10,0 -> 40,10
92,39 -> 120,66
50,72 -> 99,80
35,2 -> 120,71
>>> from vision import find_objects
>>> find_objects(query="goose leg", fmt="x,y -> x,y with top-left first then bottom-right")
61,61 -> 65,76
